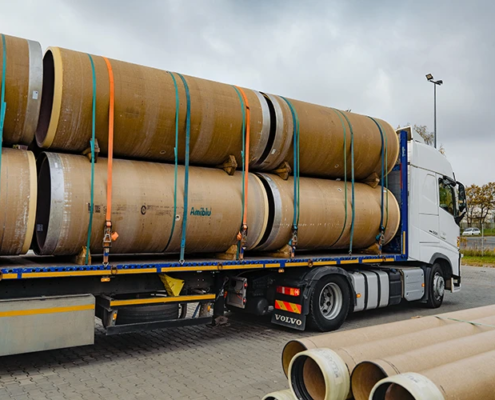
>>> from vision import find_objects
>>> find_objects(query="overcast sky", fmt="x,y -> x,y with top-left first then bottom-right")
1,0 -> 493,185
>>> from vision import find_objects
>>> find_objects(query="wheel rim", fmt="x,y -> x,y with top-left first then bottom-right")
319,282 -> 343,320
433,272 -> 445,301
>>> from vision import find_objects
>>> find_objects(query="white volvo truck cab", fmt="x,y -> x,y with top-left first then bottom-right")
407,128 -> 465,300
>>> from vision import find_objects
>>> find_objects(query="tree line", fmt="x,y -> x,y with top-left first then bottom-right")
466,183 -> 495,227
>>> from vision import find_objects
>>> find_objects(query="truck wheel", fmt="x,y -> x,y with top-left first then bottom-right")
308,274 -> 351,332
116,303 -> 180,325
426,263 -> 445,308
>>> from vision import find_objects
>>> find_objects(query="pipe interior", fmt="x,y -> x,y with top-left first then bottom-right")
258,93 -> 278,166
385,384 -> 416,400
35,155 -> 51,251
256,174 -> 276,248
351,362 -> 387,400
290,354 -> 325,400
36,50 -> 55,145
282,341 -> 307,376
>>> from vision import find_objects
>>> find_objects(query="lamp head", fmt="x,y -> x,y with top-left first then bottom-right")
426,73 -> 434,81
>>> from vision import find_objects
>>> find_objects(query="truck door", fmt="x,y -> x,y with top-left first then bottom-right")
419,173 -> 440,243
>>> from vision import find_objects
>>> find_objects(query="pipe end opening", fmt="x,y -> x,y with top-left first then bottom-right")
282,341 -> 307,376
290,354 -> 326,400
351,362 -> 387,400
35,49 -> 55,147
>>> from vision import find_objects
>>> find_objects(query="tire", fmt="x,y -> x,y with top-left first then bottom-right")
307,274 -> 351,332
426,263 -> 445,308
116,303 -> 180,325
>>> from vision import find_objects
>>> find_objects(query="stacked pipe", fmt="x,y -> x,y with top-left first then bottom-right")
0,32 -> 401,259
0,34 -> 42,255
266,305 -> 495,400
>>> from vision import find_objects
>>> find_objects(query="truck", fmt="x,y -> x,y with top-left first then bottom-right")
0,128 -> 466,356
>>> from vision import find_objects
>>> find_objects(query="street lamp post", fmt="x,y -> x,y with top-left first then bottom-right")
426,74 -> 443,149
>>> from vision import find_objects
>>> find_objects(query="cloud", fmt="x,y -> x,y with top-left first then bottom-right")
0,0 -> 492,184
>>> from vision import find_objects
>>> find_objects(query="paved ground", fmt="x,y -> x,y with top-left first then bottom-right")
1,265 -> 495,400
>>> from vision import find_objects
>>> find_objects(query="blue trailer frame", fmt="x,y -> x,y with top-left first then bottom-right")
0,131 -> 410,281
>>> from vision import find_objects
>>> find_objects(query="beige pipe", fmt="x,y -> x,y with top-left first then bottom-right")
262,389 -> 295,400
255,173 -> 400,252
0,33 -> 43,145
352,329 -> 495,400
289,315 -> 495,400
35,152 -> 268,256
371,350 -> 495,400
272,96 -> 399,181
281,304 -> 495,375
35,47 -> 275,169
0,148 -> 37,255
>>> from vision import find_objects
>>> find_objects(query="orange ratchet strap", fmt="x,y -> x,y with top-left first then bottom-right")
102,57 -> 117,265
235,86 -> 250,259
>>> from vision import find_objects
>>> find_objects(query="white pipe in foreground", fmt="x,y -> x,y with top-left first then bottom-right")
289,348 -> 349,400
262,389 -> 295,400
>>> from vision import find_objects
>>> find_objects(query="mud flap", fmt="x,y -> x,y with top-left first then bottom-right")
272,310 -> 306,331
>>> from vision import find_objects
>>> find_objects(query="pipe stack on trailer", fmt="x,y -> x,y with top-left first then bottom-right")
0,31 -> 401,264
263,304 -> 495,400
0,34 -> 42,255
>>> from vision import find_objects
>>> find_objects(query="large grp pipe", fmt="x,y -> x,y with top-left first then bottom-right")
281,304 -> 495,375
0,33 -> 43,145
0,148 -> 37,255
288,315 -> 495,400
35,47 -> 398,180
262,389 -> 295,400
275,97 -> 399,181
352,329 -> 495,400
255,173 -> 400,252
370,350 -> 495,400
35,152 -> 268,256
35,47 -> 285,170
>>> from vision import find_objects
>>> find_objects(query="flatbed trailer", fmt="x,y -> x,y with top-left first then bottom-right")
0,130 -> 465,356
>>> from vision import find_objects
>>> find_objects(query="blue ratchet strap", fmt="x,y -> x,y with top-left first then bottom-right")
163,71 -> 181,252
369,116 -> 389,251
231,85 -> 246,260
0,34 -> 7,191
85,54 -> 97,265
177,73 -> 191,263
280,96 -> 300,257
336,110 -> 355,254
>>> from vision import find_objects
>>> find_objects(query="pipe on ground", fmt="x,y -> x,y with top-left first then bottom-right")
287,315 -> 495,400
0,148 -> 37,255
262,389 -> 295,400
0,33 -> 42,145
255,173 -> 400,252
34,152 -> 268,256
281,304 -> 495,375
370,350 -> 495,399
352,329 -> 495,400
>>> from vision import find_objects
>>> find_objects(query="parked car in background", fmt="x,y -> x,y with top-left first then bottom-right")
462,227 -> 481,236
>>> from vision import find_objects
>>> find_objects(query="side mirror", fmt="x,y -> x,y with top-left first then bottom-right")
457,181 -> 466,213
455,211 -> 466,226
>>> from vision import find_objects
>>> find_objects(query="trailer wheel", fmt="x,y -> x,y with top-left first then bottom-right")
426,263 -> 445,308
307,274 -> 351,332
116,303 -> 180,325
